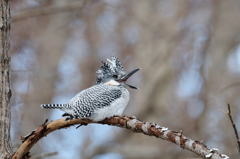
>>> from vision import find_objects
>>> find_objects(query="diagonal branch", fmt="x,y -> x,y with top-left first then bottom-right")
12,116 -> 228,159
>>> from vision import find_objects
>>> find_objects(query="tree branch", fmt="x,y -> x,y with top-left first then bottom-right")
12,116 -> 228,159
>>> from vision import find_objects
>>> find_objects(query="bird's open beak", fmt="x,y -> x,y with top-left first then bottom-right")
117,68 -> 140,89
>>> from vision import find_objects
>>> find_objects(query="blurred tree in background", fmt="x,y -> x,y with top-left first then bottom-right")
10,0 -> 240,158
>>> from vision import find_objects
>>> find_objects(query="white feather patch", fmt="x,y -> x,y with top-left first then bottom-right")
105,80 -> 120,86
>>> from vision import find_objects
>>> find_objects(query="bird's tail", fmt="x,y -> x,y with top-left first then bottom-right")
41,104 -> 74,119
41,104 -> 69,109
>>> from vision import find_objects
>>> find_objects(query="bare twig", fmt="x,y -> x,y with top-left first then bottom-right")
227,104 -> 240,153
12,116 -> 228,159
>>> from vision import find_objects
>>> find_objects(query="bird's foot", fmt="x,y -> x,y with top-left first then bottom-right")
65,115 -> 74,121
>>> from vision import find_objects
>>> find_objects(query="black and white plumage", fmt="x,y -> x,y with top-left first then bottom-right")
41,56 -> 140,121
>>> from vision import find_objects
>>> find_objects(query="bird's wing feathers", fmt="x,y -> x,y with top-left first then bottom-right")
67,84 -> 122,118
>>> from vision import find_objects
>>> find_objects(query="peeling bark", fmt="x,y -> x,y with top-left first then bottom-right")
0,0 -> 12,158
13,116 -> 227,159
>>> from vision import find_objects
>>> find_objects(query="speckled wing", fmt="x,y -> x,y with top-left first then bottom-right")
66,84 -> 122,119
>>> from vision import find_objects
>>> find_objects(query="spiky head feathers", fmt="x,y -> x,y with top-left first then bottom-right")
96,56 -> 126,84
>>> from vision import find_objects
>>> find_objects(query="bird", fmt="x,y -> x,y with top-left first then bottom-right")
41,56 -> 140,121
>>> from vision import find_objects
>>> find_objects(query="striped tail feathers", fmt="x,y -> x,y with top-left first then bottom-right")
41,103 -> 74,117
41,104 -> 69,109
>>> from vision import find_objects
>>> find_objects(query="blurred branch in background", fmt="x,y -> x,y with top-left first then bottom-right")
12,1 -> 85,21
31,152 -> 58,159
13,116 -> 228,159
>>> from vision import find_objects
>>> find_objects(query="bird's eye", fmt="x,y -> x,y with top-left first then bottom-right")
113,75 -> 118,78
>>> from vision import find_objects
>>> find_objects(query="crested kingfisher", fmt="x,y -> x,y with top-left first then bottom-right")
41,56 -> 140,121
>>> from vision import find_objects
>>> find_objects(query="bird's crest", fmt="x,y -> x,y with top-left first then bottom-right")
96,56 -> 125,84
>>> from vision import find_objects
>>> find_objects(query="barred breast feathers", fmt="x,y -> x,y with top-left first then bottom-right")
67,84 -> 123,119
